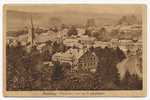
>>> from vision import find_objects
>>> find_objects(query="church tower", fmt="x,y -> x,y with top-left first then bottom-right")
28,16 -> 35,48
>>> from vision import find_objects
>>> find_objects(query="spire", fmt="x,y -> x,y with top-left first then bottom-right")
30,16 -> 35,47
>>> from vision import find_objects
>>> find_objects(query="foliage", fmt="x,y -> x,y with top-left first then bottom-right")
6,44 -> 142,90
120,71 -> 142,90
67,26 -> 78,36
51,61 -> 64,81
94,47 -> 122,90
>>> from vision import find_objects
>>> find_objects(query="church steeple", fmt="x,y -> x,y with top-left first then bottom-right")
30,16 -> 35,47
28,16 -> 35,48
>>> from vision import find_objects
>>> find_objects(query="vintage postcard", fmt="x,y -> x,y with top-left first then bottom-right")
3,4 -> 147,96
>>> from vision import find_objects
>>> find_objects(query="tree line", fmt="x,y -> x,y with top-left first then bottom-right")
6,43 -> 142,90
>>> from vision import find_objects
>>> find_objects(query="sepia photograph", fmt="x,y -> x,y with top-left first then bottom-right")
3,4 -> 147,96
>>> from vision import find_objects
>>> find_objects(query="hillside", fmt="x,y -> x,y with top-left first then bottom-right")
7,10 -> 123,31
118,14 -> 142,25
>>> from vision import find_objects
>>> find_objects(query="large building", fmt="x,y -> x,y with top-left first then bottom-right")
77,35 -> 96,46
52,48 -> 98,73
77,50 -> 99,73
94,41 -> 111,48
63,38 -> 79,47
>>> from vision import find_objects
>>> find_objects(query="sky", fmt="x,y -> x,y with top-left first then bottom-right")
4,4 -> 145,31
5,4 -> 145,14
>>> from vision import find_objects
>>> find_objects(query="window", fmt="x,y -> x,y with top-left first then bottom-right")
93,57 -> 95,60
93,62 -> 95,65
84,63 -> 86,67
82,63 -> 84,67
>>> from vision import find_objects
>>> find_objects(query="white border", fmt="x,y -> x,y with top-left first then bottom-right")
0,0 -> 149,100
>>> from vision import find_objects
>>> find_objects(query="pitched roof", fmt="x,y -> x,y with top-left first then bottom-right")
65,48 -> 86,59
34,31 -> 57,43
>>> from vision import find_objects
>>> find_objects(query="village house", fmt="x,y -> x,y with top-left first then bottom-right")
76,28 -> 85,36
57,28 -> 68,38
52,48 -> 99,73
119,24 -> 142,33
118,39 -> 133,45
7,36 -> 18,46
117,39 -> 133,52
114,38 -> 142,56
63,37 -> 83,49
77,35 -> 96,46
7,32 -> 30,47
36,43 -> 53,54
110,38 -> 119,48
94,41 -> 111,48
34,30 -> 59,44
36,43 -> 46,52
76,49 -> 99,73
102,24 -> 116,33
63,38 -> 79,47
52,52 -> 74,65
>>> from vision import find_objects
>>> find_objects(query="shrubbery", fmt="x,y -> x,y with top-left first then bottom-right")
6,44 -> 142,90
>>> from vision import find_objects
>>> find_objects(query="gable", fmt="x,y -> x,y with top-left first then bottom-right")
79,50 -> 98,62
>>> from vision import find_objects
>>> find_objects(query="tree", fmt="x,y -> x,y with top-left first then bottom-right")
84,28 -> 92,36
60,73 -> 99,90
6,43 -> 47,90
52,41 -> 67,53
115,47 -> 126,62
6,44 -> 33,90
120,71 -> 142,90
94,47 -> 121,90
94,27 -> 110,42
67,25 -> 78,36
61,62 -> 71,78
110,29 -> 119,38
51,61 -> 64,81
86,18 -> 96,28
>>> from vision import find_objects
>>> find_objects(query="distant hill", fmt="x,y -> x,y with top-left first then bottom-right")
117,14 -> 142,25
7,10 -> 124,32
107,14 -> 142,40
